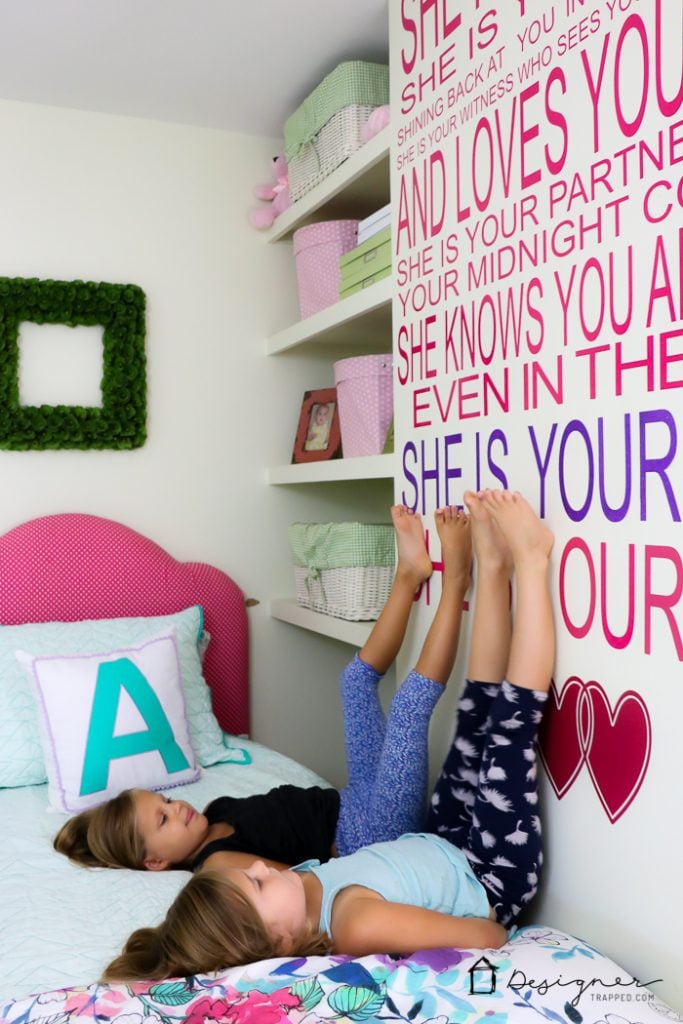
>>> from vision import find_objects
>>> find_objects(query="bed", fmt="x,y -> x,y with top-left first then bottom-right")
0,514 -> 680,1024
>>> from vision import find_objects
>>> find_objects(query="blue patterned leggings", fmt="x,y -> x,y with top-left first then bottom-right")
334,653 -> 444,857
426,679 -> 549,926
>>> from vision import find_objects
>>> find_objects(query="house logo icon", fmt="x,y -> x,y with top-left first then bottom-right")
468,955 -> 498,995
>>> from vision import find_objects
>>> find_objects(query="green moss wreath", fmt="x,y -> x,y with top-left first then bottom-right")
0,276 -> 147,450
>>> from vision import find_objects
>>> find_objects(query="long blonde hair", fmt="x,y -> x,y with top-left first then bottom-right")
53,789 -> 145,869
102,871 -> 330,982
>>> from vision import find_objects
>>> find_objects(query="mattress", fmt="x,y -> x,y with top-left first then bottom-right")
0,738 -> 331,1002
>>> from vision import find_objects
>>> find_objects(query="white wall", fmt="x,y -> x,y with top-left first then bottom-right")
0,97 -> 368,786
390,0 -> 682,1011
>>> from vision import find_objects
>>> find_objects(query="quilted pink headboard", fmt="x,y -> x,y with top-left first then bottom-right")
0,514 -> 249,735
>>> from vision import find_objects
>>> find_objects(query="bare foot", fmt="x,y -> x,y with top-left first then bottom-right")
434,506 -> 472,590
391,505 -> 432,585
479,490 -> 554,566
464,490 -> 512,575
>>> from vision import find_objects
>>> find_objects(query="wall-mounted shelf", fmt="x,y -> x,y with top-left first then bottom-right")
267,452 -> 394,485
267,128 -> 390,242
270,598 -> 373,646
265,117 -> 392,650
267,277 -> 391,356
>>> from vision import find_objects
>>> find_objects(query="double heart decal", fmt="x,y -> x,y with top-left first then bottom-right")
537,677 -> 652,823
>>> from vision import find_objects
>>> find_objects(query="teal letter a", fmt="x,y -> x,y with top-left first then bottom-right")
80,657 -> 190,796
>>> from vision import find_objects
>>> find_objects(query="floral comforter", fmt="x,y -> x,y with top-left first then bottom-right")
3,927 -> 680,1024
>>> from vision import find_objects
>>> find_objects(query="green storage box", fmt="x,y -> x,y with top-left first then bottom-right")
284,61 -> 389,202
340,265 -> 392,300
340,227 -> 392,290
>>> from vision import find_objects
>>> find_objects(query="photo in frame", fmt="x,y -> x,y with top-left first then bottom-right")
292,387 -> 342,463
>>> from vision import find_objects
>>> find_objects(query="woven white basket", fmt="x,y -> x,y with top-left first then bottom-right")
288,104 -> 376,202
294,565 -> 393,621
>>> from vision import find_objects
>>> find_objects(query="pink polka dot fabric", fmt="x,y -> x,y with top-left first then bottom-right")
0,514 -> 249,735
293,219 -> 359,319
334,354 -> 394,457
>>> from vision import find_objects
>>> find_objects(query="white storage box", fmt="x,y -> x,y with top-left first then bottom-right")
288,521 -> 395,621
358,203 -> 392,243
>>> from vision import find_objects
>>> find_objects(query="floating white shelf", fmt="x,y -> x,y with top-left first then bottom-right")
267,452 -> 394,485
270,598 -> 372,646
267,128 -> 390,242
266,277 -> 391,355
265,119 -> 393,648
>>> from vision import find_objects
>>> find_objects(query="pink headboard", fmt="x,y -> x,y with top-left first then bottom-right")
0,514 -> 249,735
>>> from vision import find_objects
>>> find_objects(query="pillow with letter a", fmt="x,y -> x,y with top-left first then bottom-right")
16,630 -> 200,812
0,604 -> 248,790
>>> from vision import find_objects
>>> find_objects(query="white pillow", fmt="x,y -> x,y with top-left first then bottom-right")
16,630 -> 201,812
0,605 -> 248,790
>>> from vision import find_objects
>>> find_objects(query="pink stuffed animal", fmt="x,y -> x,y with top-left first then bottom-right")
248,154 -> 291,229
361,105 -> 390,143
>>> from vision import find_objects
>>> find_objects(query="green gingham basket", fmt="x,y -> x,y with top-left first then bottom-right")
284,61 -> 389,202
288,521 -> 395,621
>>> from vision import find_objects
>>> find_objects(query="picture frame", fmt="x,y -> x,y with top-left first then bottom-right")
292,387 -> 342,464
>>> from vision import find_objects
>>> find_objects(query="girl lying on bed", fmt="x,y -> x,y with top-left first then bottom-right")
55,501 -> 471,875
103,488 -> 555,978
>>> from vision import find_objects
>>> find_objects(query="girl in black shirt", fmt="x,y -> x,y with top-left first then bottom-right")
55,506 -> 470,875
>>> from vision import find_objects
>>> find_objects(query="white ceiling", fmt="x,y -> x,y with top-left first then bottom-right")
0,0 -> 390,138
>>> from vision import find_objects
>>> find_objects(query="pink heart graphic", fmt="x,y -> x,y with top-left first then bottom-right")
539,675 -> 652,823
581,681 -> 652,824
538,677 -> 585,799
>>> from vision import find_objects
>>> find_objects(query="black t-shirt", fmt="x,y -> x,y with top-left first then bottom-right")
190,784 -> 340,871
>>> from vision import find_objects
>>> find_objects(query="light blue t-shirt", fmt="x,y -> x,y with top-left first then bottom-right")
293,832 -> 490,935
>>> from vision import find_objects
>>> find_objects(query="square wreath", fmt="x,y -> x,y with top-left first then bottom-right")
0,276 -> 146,450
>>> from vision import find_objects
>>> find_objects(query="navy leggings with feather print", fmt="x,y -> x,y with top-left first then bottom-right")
334,653 -> 548,927
427,678 -> 549,926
